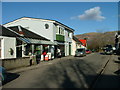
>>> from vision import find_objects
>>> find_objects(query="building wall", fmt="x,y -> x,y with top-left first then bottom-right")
4,18 -> 74,56
0,36 -> 16,59
4,18 -> 54,42
64,30 -> 73,56
53,24 -> 57,41
71,39 -> 77,55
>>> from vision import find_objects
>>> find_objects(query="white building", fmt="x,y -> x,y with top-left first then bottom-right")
0,26 -> 20,59
71,36 -> 83,55
4,17 -> 74,56
0,25 -> 54,60
0,36 -> 16,59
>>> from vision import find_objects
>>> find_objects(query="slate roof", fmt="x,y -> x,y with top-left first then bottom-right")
8,26 -> 49,41
0,25 -> 20,37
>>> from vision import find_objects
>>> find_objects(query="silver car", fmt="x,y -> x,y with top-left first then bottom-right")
75,48 -> 86,57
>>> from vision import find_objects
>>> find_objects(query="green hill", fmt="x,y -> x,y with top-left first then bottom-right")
75,31 -> 117,50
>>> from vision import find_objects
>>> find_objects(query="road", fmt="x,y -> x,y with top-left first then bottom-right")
2,53 -> 120,88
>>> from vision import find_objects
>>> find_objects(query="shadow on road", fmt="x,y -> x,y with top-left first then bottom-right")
3,56 -> 119,88
2,72 -> 20,85
118,57 -> 120,60
60,59 -> 120,88
99,52 -> 105,55
46,59 -> 120,88
114,60 -> 120,63
114,69 -> 120,75
87,74 -> 120,88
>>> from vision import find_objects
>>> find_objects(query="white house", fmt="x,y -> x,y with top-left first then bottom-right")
0,26 -> 19,59
0,36 -> 16,59
4,17 -> 74,56
0,25 -> 55,59
71,36 -> 83,55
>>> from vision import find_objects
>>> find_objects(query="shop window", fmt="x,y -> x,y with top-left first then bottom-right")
24,44 -> 32,55
16,40 -> 22,57
35,45 -> 41,55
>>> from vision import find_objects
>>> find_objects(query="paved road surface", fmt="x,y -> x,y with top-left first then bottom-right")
2,53 -> 120,88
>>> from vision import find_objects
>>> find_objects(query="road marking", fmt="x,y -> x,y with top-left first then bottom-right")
89,55 -> 112,89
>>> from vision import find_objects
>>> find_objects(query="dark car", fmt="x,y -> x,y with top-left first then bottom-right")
103,45 -> 113,55
75,48 -> 86,57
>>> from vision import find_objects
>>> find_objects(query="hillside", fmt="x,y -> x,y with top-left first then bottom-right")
75,31 -> 117,49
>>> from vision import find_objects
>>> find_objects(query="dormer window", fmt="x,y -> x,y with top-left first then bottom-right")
45,24 -> 49,29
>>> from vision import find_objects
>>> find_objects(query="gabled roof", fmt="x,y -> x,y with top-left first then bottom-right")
0,25 -> 20,37
4,17 -> 75,32
8,26 -> 49,41
79,39 -> 87,46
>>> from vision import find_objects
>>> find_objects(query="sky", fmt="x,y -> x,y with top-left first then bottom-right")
2,2 -> 119,35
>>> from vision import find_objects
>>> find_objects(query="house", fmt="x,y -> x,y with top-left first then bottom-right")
79,39 -> 87,49
8,25 -> 55,59
4,17 -> 74,57
71,36 -> 83,55
0,25 -> 55,69
0,25 -> 19,59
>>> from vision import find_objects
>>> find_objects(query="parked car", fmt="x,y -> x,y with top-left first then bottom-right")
75,48 -> 86,57
86,49 -> 92,54
103,45 -> 113,55
0,67 -> 7,82
104,49 -> 113,55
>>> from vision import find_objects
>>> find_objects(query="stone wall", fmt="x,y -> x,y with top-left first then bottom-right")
2,56 -> 37,70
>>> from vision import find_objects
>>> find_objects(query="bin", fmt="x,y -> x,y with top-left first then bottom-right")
45,54 -> 49,61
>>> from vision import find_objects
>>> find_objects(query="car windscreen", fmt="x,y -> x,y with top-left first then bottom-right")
77,49 -> 84,52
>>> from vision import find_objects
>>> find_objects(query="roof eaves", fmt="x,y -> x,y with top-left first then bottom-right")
20,17 -> 56,23
4,26 -> 21,36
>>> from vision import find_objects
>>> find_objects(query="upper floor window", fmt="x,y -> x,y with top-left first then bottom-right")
68,32 -> 72,38
56,26 -> 65,35
45,24 -> 49,29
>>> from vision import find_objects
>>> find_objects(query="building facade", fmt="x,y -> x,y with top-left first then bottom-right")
4,17 -> 74,56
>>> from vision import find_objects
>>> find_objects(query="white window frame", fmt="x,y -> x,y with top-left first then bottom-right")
56,26 -> 60,34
